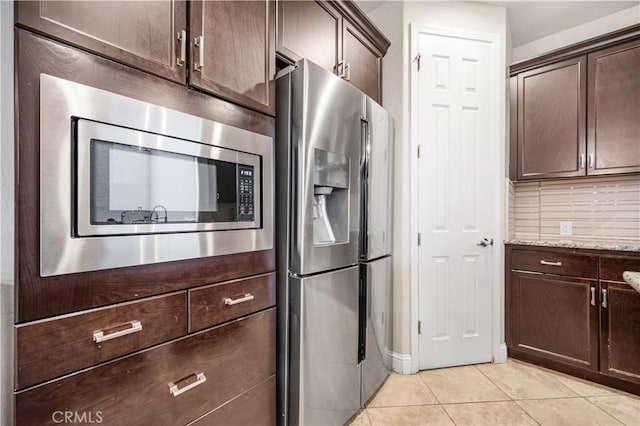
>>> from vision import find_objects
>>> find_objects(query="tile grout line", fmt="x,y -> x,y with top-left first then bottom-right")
581,395 -> 630,426
416,371 -> 458,425
472,363 -> 516,401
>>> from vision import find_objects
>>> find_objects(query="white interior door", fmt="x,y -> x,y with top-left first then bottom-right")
416,29 -> 498,369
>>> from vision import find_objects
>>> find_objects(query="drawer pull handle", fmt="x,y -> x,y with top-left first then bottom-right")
590,287 -> 596,306
601,289 -> 608,308
93,320 -> 142,343
224,293 -> 254,306
540,260 -> 562,267
169,372 -> 207,397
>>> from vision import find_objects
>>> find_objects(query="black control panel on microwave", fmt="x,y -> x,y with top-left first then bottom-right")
238,165 -> 255,221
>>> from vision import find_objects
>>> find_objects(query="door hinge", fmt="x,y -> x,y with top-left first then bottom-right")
417,144 -> 421,158
414,53 -> 421,70
417,232 -> 421,246
418,321 -> 422,335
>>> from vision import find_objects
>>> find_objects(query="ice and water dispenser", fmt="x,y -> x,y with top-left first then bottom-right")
312,148 -> 350,245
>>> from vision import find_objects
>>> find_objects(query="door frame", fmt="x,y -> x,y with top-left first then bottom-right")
409,24 -> 507,373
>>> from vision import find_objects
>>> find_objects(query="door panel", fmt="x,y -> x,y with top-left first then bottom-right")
517,57 -> 587,179
343,21 -> 382,103
417,31 -> 495,369
512,272 -> 598,370
17,1 -> 187,83
361,257 -> 393,406
190,0 -> 275,115
600,281 -> 640,384
288,267 -> 360,425
362,98 -> 394,261
288,61 -> 364,275
277,0 -> 341,74
588,39 -> 640,175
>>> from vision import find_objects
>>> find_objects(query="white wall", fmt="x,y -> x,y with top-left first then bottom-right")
0,1 -> 15,424
512,5 -> 640,63
367,1 -> 507,367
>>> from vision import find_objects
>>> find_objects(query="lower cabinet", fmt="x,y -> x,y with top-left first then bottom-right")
511,272 -> 598,370
507,245 -> 640,393
15,309 -> 276,425
599,281 -> 640,384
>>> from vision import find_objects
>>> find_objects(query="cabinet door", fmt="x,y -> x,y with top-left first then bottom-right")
599,281 -> 640,384
511,271 -> 598,370
343,19 -> 383,103
517,57 -> 587,179
190,1 -> 275,115
277,0 -> 342,74
16,1 -> 187,84
587,39 -> 640,175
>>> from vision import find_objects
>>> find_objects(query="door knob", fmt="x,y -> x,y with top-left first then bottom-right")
477,238 -> 494,247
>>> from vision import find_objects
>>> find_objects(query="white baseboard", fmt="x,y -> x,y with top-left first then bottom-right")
493,343 -> 508,364
390,352 -> 415,374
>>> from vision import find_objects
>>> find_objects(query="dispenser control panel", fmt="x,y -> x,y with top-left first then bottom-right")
238,165 -> 255,221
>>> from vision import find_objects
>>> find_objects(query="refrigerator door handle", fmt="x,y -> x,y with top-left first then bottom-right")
358,264 -> 367,364
360,118 -> 370,260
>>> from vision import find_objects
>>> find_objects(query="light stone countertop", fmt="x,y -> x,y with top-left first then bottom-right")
623,271 -> 640,293
504,239 -> 640,253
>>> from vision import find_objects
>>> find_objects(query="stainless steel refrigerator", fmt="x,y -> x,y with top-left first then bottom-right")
276,59 -> 393,426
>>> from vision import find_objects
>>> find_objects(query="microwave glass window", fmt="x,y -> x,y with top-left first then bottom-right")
89,139 -> 253,225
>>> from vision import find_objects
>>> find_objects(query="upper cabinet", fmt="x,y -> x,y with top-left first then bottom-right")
189,0 -> 275,115
17,0 -> 276,115
509,28 -> 640,180
587,39 -> 640,175
276,0 -> 389,103
17,1 -> 188,84
516,57 -> 587,180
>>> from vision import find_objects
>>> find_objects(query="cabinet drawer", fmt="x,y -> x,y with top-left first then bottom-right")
511,249 -> 598,278
189,273 -> 275,332
16,292 -> 187,389
189,376 -> 275,425
15,308 -> 276,426
599,256 -> 640,282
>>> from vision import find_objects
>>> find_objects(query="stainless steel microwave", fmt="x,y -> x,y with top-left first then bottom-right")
40,74 -> 273,276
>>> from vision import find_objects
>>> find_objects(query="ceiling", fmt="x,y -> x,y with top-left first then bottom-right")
355,1 -> 639,47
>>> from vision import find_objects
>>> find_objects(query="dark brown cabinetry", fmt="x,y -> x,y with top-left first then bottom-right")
276,0 -> 389,103
17,0 -> 188,83
516,57 -> 587,179
599,257 -> 640,384
506,244 -> 640,393
16,309 -> 276,426
509,26 -> 640,180
587,39 -> 640,175
17,0 -> 276,114
190,0 -> 275,115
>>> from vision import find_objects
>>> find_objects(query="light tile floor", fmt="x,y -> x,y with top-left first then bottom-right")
349,358 -> 640,425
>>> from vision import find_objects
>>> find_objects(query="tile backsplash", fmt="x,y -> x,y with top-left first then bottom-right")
510,175 -> 640,244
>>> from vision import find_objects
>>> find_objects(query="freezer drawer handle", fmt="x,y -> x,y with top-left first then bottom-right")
93,320 -> 142,343
169,372 -> 207,397
224,293 -> 254,306
540,260 -> 562,267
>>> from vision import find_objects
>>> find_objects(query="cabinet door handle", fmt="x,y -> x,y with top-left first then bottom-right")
601,288 -> 608,308
589,153 -> 595,169
540,260 -> 562,267
93,320 -> 142,343
345,63 -> 351,82
590,287 -> 596,306
336,60 -> 345,78
579,154 -> 585,169
169,372 -> 207,397
224,293 -> 254,306
177,30 -> 186,66
194,36 -> 204,71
